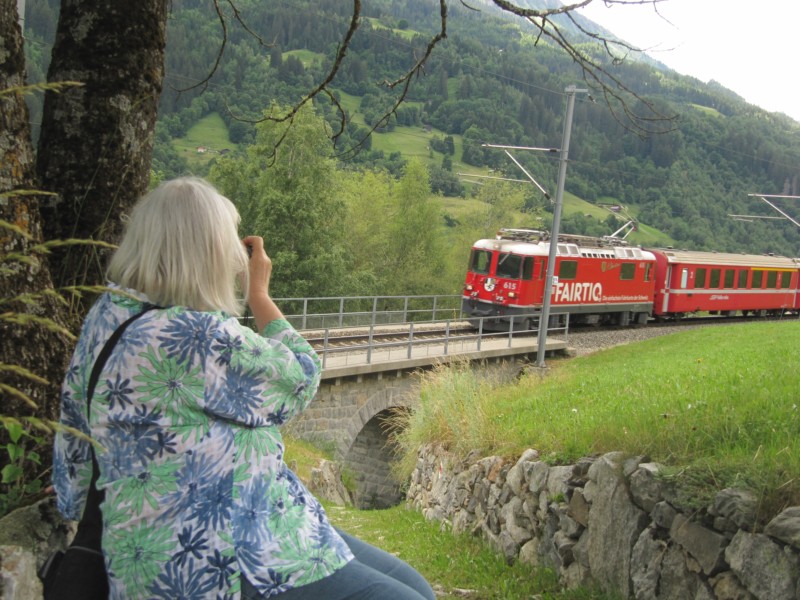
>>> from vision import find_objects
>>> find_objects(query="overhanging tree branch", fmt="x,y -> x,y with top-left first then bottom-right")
209,0 -> 677,158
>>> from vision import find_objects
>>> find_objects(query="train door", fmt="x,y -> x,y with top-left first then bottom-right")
517,256 -> 536,306
661,265 -> 672,313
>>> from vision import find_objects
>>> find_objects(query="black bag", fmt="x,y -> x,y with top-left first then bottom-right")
38,545 -> 108,600
39,307 -> 156,600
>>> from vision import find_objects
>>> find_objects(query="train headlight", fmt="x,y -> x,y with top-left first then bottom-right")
508,292 -> 516,299
465,284 -> 474,291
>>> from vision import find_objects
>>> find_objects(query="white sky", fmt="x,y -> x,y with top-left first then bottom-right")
577,0 -> 800,122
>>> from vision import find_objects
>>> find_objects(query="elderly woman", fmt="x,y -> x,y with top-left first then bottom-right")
53,177 -> 434,599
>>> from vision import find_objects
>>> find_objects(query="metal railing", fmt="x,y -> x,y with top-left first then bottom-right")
271,294 -> 464,331
314,311 -> 571,369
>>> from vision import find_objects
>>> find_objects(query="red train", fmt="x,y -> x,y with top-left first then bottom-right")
461,228 -> 800,329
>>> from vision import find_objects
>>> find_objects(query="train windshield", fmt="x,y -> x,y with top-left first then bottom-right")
496,253 -> 522,279
470,249 -> 492,274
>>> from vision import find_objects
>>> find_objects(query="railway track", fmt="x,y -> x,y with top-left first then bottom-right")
303,312 -> 796,355
303,321 -> 495,351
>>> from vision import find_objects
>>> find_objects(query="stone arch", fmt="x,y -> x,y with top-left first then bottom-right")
338,378 -> 417,509
343,408 -> 406,509
337,381 -> 415,459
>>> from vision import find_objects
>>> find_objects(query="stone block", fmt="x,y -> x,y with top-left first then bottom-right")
546,465 -> 573,498
630,462 -> 667,513
553,530 -> 576,564
518,538 -> 540,567
0,545 -> 42,600
651,500 -> 677,530
631,526 -> 667,600
567,488 -> 590,527
725,530 -> 799,599
764,506 -> 800,549
711,488 -> 758,532
709,571 -> 755,600
670,513 -> 728,575
585,452 -> 648,598
527,461 -> 550,494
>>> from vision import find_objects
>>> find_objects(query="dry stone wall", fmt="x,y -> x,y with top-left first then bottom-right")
406,444 -> 800,600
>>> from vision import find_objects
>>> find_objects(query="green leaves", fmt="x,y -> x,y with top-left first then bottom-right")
0,419 -> 45,515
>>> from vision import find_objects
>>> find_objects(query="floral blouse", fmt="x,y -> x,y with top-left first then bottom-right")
53,287 -> 353,599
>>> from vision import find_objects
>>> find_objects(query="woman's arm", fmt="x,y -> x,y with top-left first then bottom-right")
242,235 -> 282,331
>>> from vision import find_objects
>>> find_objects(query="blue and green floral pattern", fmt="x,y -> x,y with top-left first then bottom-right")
53,287 -> 353,599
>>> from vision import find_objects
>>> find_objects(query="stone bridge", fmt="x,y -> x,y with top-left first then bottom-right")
285,335 -> 568,509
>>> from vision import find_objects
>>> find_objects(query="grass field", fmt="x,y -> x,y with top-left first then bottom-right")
172,112 -> 235,173
393,321 -> 800,519
284,49 -> 325,68
362,17 -> 420,41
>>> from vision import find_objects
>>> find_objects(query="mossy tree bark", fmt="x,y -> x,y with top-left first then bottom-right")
37,0 -> 168,294
1,0 -> 168,489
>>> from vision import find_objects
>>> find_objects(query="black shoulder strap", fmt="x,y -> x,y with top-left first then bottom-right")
86,305 -> 158,408
72,305 -> 157,549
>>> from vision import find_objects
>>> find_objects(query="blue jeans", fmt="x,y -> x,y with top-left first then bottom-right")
241,529 -> 436,600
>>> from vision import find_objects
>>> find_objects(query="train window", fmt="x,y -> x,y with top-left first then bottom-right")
522,257 -> 534,281
559,260 -> 578,280
496,253 -> 522,279
724,269 -> 735,288
709,269 -> 721,288
470,250 -> 492,274
752,270 -> 763,288
695,268 -> 707,288
767,271 -> 778,288
540,259 -> 547,279
644,263 -> 653,282
680,268 -> 689,289
620,263 -> 635,280
781,272 -> 792,289
738,270 -> 748,288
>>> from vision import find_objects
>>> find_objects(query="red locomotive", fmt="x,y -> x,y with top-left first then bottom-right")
461,228 -> 800,328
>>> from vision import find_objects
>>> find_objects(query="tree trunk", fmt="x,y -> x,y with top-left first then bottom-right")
38,0 -> 169,293
0,0 -> 71,462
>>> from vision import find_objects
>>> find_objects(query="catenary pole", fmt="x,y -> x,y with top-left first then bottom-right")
536,86 -> 586,368
18,0 -> 26,33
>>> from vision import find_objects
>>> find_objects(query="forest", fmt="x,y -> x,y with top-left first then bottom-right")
21,0 -> 800,299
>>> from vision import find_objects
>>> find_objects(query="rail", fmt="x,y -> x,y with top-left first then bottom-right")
310,311 -> 570,369
269,294 -> 464,330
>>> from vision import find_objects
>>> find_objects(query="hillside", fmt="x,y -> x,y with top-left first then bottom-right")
23,0 -> 800,258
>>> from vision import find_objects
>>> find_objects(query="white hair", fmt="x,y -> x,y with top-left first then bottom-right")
107,177 -> 249,315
